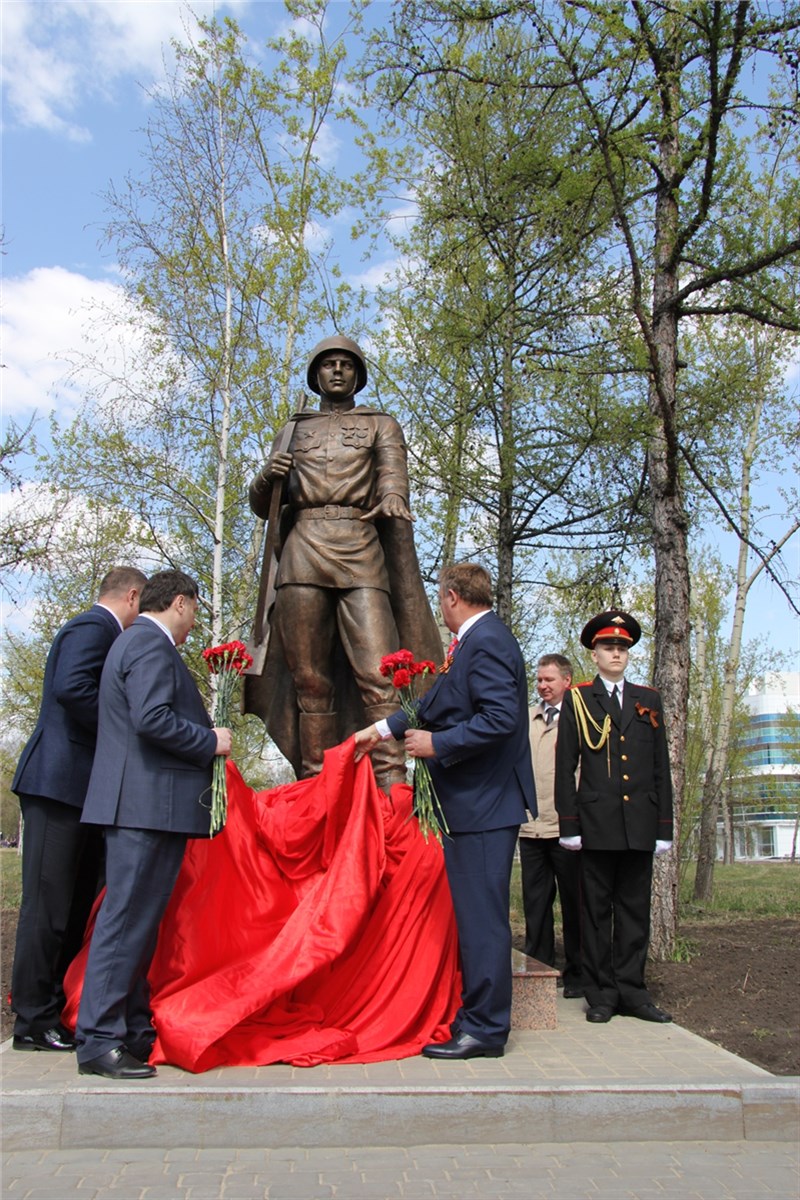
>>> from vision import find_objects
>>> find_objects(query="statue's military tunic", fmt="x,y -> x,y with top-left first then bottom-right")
246,402 -> 442,785
276,407 -> 408,591
555,677 -> 673,1010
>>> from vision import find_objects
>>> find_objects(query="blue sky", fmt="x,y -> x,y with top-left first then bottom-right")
2,0 -> 799,668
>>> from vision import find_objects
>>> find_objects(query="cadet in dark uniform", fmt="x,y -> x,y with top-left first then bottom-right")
554,611 -> 673,1024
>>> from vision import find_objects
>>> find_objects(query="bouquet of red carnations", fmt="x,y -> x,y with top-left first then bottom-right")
202,640 -> 252,835
379,649 -> 450,844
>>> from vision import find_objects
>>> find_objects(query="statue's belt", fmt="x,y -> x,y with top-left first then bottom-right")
295,505 -> 368,521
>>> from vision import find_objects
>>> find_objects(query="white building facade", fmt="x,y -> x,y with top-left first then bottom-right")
720,671 -> 800,860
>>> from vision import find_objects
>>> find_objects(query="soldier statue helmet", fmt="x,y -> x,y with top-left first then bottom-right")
306,335 -> 368,395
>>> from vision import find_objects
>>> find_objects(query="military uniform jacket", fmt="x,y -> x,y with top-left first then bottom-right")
254,406 -> 409,592
555,676 -> 673,851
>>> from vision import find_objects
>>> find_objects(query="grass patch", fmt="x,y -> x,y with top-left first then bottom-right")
513,855 -> 799,941
1,847 -> 23,910
680,862 -> 800,920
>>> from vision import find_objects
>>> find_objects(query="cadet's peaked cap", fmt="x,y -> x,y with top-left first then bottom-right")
580,610 -> 642,649
306,335 -> 368,395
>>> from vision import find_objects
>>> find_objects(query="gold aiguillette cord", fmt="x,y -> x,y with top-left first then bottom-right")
570,687 -> 612,776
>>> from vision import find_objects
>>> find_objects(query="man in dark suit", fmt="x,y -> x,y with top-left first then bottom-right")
356,563 -> 535,1059
11,566 -> 147,1053
74,570 -> 232,1080
555,610 -> 673,1025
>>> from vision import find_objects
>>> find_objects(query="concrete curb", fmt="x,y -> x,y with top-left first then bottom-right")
3,1078 -> 798,1149
4,999 -> 797,1151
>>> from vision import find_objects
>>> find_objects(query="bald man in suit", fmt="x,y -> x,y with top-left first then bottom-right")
11,566 -> 146,1053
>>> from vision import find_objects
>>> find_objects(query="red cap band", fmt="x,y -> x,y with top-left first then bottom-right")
592,626 -> 634,645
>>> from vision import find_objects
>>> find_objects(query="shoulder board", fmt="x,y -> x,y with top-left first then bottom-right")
358,406 -> 397,419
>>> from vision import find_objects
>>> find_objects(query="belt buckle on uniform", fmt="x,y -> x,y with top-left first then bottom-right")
323,504 -> 340,519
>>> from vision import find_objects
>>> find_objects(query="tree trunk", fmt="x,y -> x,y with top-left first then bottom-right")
494,298 -> 516,626
723,782 -> 735,865
645,38 -> 686,960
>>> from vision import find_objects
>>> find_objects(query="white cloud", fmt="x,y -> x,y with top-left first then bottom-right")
1,265 -> 150,423
349,257 -> 408,292
1,0 -> 251,139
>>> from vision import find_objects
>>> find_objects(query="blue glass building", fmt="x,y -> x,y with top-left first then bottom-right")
725,672 -> 800,859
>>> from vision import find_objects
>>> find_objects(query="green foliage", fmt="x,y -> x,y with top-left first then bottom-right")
361,13 -> 653,628
362,0 -> 800,958
3,3 -> 370,774
667,935 -> 698,964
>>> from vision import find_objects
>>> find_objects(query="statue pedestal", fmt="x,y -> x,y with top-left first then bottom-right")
510,949 -> 559,1030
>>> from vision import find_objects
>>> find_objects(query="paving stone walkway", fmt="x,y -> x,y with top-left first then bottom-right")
2,995 -> 798,1198
3,1141 -> 799,1199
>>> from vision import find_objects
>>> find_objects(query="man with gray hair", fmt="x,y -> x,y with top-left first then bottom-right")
519,653 -> 583,997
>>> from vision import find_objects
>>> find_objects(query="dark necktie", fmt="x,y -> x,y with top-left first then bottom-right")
609,684 -> 622,719
545,705 -> 558,726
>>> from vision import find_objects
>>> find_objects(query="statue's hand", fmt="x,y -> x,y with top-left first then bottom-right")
361,494 -> 414,522
263,451 -> 293,481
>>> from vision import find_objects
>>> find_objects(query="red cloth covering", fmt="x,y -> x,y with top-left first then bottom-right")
62,738 -> 461,1071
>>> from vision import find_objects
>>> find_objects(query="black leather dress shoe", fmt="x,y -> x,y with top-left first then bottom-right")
586,1004 -> 616,1023
422,1032 -> 504,1059
78,1047 -> 156,1079
620,1002 -> 672,1023
13,1024 -> 76,1052
562,986 -> 584,999
125,1039 -> 155,1064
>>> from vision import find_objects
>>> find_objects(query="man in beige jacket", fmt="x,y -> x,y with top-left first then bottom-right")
519,654 -> 583,997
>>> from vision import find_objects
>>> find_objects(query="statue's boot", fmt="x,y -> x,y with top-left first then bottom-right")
298,711 -> 338,779
364,703 -> 408,793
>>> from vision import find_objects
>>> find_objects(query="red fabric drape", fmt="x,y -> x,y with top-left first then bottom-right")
62,739 -> 460,1070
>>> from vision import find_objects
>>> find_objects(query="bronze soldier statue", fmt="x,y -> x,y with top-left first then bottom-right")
244,335 -> 442,789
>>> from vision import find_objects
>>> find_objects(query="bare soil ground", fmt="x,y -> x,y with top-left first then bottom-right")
521,914 -> 799,1077
646,917 -> 800,1077
4,909 -> 798,1075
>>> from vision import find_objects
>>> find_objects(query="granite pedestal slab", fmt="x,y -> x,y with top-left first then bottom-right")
510,949 -> 559,1030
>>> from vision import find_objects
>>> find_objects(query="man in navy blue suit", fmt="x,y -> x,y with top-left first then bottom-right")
74,570 -> 232,1079
356,563 -> 535,1058
11,566 -> 147,1053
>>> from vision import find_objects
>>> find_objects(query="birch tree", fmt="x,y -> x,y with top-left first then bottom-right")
46,4 -> 362,651
689,325 -> 799,899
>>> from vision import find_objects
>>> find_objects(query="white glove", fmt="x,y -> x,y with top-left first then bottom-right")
559,836 -> 582,851
654,840 -> 673,856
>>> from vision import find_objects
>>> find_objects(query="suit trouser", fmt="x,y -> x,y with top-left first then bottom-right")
580,848 -> 653,1010
12,794 -> 104,1035
75,826 -> 186,1063
444,825 -> 519,1045
518,836 -> 582,987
